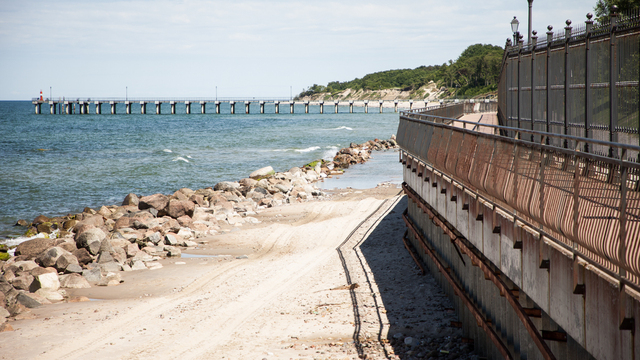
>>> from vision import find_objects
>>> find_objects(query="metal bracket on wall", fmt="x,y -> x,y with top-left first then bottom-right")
403,182 -> 557,360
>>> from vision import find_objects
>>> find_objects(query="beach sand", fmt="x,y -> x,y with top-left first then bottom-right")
1,186 -> 472,360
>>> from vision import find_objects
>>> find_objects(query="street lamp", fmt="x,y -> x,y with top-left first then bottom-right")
511,16 -> 520,45
528,0 -> 534,44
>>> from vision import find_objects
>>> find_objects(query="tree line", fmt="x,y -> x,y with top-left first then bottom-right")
297,43 -> 504,99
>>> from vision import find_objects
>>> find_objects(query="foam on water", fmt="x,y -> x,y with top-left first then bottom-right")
295,146 -> 321,153
328,126 -> 353,131
323,146 -> 339,160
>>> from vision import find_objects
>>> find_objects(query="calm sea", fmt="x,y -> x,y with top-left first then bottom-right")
0,101 -> 400,244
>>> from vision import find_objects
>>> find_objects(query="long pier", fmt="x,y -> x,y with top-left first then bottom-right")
30,97 -> 489,115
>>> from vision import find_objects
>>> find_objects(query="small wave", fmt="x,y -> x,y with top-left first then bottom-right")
295,146 -> 321,153
2,233 -> 49,254
163,149 -> 173,153
173,157 -> 190,163
271,149 -> 293,152
328,126 -> 353,131
323,148 -> 339,160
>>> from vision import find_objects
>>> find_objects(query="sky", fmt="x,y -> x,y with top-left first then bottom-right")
1,0 -> 597,100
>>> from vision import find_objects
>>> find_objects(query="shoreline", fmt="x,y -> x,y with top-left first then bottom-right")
0,136 -> 399,316
0,134 -> 477,360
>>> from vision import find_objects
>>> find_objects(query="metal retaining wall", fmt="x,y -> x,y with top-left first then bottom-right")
398,105 -> 640,360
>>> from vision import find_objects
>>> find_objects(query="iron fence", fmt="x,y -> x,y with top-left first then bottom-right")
498,8 -> 640,161
398,103 -> 640,291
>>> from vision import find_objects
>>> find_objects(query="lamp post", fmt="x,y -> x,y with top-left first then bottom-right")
511,16 -> 520,45
528,0 -> 533,44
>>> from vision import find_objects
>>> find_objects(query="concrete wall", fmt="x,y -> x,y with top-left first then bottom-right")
402,157 -> 639,360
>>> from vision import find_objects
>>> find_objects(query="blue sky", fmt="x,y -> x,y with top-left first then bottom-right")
1,0 -> 596,100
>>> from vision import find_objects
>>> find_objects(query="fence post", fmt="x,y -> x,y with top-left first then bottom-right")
609,7 -> 619,156
564,20 -> 572,148
531,31 -> 538,142
517,36 -> 523,137
546,26 -> 553,137
585,13 -> 594,152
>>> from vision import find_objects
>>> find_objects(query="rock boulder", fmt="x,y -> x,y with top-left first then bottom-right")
139,194 -> 169,211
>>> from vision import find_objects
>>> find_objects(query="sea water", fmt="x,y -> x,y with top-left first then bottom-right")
0,101 -> 401,244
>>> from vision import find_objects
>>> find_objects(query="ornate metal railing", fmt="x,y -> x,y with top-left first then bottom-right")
398,104 -> 640,290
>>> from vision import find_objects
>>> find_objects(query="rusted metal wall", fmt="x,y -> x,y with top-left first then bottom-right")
397,103 -> 640,359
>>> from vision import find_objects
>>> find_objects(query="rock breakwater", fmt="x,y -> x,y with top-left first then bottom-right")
0,136 -> 398,328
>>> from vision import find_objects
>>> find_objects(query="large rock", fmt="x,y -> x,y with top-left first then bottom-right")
129,260 -> 147,270
59,274 -> 91,289
33,272 -> 60,291
214,181 -> 240,192
249,166 -> 274,179
97,272 -> 122,286
9,260 -> 40,274
239,178 -> 258,188
164,234 -> 178,246
97,251 -> 114,264
122,193 -> 139,206
139,194 -> 169,211
190,194 -> 205,206
125,243 -> 140,258
72,248 -> 93,265
164,200 -> 195,219
35,289 -> 63,302
64,264 -> 83,274
55,252 -> 79,272
57,241 -> 77,253
75,228 -> 106,255
14,238 -> 56,259
76,215 -> 105,229
35,246 -> 68,268
194,188 -> 216,199
176,215 -> 193,228
82,268 -> 102,283
11,275 -> 34,291
16,293 -> 41,308
30,266 -> 57,277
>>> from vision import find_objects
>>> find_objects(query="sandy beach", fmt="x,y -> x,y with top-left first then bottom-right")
1,185 -> 475,360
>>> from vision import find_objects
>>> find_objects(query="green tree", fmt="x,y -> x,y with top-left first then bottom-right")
594,0 -> 640,22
